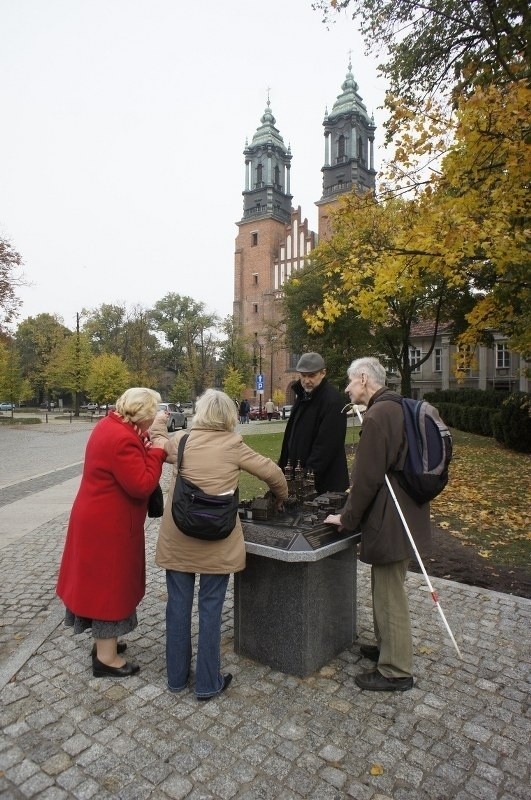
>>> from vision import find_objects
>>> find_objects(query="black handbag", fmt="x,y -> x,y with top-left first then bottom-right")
171,434 -> 239,540
147,484 -> 164,518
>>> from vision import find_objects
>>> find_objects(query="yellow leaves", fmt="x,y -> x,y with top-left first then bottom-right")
431,432 -> 531,566
370,764 -> 385,776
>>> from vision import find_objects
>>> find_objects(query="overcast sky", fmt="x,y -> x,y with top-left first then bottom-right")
0,0 -> 388,333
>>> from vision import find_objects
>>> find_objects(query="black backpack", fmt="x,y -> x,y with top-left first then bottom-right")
376,395 -> 453,505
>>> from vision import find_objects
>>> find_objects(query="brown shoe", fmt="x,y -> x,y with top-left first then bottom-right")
355,669 -> 413,692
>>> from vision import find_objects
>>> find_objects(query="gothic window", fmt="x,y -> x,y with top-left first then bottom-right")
338,135 -> 345,161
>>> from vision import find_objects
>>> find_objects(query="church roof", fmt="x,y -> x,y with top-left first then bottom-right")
248,100 -> 289,153
327,60 -> 371,123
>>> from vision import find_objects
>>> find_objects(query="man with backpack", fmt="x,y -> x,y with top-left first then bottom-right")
325,357 -> 432,692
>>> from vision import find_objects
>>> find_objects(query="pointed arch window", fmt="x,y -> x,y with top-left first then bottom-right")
337,135 -> 346,162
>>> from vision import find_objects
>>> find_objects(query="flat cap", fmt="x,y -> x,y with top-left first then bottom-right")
296,352 -> 325,372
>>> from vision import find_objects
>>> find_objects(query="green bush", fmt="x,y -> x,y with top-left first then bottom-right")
494,392 -> 531,453
425,389 -> 509,408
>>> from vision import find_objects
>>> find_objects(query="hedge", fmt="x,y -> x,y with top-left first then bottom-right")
426,390 -> 530,453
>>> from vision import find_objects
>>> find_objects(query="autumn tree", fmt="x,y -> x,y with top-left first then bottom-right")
81,303 -> 128,357
0,236 -> 23,330
218,315 -> 254,386
303,192 -> 473,396
150,293 -> 220,398
122,305 -> 162,386
282,259 -> 376,389
85,353 -> 130,406
316,1 -> 529,108
45,331 -> 93,414
0,340 -> 32,409
223,366 -> 246,404
15,314 -> 70,403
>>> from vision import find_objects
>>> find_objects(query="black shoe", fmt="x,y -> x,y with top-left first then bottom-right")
92,657 -> 140,678
91,642 -> 127,659
197,673 -> 233,701
359,644 -> 380,662
355,669 -> 413,692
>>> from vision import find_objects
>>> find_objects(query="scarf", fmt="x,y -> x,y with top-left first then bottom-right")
113,411 -> 153,450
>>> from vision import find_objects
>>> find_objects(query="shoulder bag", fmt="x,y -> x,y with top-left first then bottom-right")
171,434 -> 239,540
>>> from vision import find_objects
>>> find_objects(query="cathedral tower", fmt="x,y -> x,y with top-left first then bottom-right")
316,60 -> 376,238
233,101 -> 315,406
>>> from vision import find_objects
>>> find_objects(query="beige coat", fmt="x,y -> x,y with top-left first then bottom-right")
151,421 -> 288,574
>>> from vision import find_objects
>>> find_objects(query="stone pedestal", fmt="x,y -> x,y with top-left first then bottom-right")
234,534 -> 359,677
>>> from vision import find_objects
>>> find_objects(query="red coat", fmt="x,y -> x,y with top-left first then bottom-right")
56,414 -> 166,621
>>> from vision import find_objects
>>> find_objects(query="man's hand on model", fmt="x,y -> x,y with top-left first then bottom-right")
324,513 -> 343,528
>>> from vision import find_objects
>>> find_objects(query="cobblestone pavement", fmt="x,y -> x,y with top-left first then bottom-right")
0,443 -> 530,798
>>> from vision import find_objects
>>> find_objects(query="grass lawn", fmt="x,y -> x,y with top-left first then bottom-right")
241,426 -> 530,569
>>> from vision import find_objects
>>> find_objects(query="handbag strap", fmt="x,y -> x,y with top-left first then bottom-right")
177,434 -> 190,472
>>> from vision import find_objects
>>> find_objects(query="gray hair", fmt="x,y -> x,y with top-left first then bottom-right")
115,387 -> 161,424
192,389 -> 238,432
347,357 -> 386,387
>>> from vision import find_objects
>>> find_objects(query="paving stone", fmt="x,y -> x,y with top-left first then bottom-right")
1,464 -> 530,800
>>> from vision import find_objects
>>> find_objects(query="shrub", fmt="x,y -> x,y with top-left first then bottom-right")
424,389 -> 509,408
494,392 -> 531,453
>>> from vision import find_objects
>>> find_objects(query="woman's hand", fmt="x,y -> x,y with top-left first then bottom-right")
273,497 -> 285,513
154,409 -> 169,424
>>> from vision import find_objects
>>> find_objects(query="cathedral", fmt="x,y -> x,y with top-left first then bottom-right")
233,61 -> 376,407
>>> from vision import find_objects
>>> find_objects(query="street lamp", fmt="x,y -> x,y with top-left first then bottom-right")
254,332 -> 263,414
270,335 -> 277,406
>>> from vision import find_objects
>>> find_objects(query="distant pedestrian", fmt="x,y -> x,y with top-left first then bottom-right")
56,388 -> 168,678
265,398 -> 275,421
239,398 -> 250,424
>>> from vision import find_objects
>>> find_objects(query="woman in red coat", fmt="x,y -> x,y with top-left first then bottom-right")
56,387 -> 168,678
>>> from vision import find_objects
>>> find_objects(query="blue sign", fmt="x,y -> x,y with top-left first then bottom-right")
256,373 -> 264,391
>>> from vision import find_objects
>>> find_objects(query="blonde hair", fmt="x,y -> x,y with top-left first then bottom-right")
115,387 -> 161,424
192,389 -> 238,432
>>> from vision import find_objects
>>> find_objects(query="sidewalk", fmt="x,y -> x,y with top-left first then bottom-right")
1,465 -> 530,799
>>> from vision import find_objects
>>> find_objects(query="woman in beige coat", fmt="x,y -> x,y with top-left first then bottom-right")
151,388 -> 288,700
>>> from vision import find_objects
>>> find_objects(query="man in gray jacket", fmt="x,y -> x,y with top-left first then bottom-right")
325,357 -> 431,691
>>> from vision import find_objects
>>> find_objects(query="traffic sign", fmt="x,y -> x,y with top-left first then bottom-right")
256,373 -> 264,391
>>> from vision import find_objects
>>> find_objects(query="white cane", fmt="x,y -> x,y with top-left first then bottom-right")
352,404 -> 463,659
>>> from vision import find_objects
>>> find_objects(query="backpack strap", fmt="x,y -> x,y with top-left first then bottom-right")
177,434 -> 190,472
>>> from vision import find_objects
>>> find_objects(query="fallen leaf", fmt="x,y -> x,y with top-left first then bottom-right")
370,763 -> 384,776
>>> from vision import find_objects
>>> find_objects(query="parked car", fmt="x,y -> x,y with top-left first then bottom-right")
281,404 -> 293,419
158,402 -> 187,432
80,402 -> 99,412
248,405 -> 281,421
0,402 -> 15,412
99,403 -> 116,413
